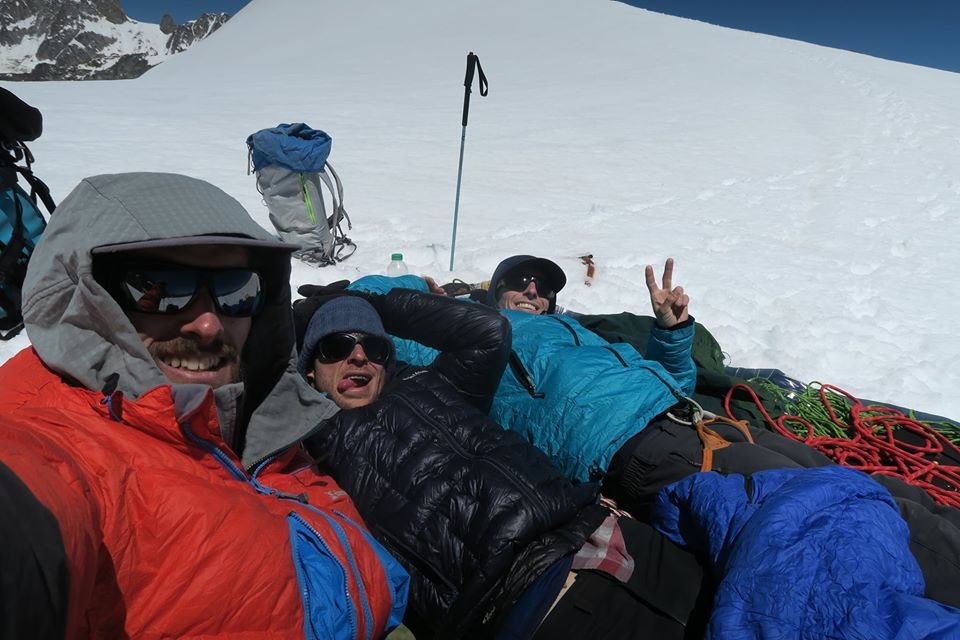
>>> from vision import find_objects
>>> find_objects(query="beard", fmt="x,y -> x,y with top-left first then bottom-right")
147,336 -> 244,387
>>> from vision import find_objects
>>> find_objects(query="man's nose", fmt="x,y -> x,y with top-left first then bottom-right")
522,280 -> 539,297
346,344 -> 369,364
179,291 -> 225,345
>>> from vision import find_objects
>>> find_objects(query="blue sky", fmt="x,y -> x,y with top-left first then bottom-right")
619,0 -> 960,74
123,0 -> 251,24
123,0 -> 959,75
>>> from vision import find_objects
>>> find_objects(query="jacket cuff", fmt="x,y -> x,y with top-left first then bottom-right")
656,316 -> 695,332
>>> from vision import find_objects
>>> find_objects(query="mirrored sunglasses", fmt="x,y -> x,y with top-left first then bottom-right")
117,265 -> 264,317
316,332 -> 393,365
497,273 -> 556,300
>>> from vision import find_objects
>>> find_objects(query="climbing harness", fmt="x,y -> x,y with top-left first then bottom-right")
669,397 -> 756,472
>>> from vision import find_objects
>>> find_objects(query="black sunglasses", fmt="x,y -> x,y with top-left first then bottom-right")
316,332 -> 393,365
496,273 -> 556,300
116,265 -> 265,318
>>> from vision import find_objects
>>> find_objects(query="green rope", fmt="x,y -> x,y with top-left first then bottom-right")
746,377 -> 960,447
917,415 -> 960,443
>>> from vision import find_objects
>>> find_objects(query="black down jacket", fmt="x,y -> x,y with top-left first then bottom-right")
305,289 -> 602,639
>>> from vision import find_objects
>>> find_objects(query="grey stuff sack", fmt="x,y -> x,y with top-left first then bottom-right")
246,123 -> 355,266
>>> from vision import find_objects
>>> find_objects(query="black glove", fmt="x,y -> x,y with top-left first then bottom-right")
296,280 -> 350,298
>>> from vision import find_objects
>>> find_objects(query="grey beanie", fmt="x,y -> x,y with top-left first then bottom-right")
297,296 -> 393,375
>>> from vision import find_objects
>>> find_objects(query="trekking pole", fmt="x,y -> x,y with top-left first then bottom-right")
449,51 -> 488,271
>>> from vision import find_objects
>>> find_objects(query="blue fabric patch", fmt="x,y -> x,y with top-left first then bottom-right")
247,123 -> 332,173
288,512 -> 357,640
496,555 -> 574,640
333,510 -> 410,633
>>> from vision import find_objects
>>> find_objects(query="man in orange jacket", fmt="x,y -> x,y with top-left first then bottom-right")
0,172 -> 407,639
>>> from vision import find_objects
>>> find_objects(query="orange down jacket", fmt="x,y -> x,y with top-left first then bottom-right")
0,348 -> 407,639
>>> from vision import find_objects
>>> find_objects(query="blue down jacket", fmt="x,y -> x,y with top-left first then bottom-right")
653,465 -> 960,639
493,309 -> 696,483
349,275 -> 697,483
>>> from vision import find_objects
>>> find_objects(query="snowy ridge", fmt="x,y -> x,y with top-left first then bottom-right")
0,0 -> 229,80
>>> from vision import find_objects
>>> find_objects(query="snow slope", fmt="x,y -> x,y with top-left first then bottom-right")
6,0 -> 960,417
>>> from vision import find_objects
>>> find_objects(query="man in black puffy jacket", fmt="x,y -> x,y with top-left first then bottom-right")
296,288 -> 713,640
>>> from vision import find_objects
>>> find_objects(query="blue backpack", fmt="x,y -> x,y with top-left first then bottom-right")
1,88 -> 56,340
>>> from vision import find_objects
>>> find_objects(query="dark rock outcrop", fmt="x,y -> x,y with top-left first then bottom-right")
166,13 -> 231,55
0,0 -> 232,80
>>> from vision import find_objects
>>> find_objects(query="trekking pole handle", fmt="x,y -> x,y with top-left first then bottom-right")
461,52 -> 488,127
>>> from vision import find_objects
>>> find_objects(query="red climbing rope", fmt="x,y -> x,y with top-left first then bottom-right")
724,382 -> 960,508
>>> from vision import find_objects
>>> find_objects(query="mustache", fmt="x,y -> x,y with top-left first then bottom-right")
147,337 -> 241,363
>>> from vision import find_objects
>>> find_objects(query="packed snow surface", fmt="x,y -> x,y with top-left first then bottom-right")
6,0 -> 960,418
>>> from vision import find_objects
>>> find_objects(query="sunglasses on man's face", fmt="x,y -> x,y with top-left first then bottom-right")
497,273 -> 556,300
116,265 -> 265,318
316,332 -> 393,365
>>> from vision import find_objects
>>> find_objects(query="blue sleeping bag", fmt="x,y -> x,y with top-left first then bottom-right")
653,465 -> 960,639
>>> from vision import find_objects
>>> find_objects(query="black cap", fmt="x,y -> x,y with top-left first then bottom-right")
486,255 -> 566,313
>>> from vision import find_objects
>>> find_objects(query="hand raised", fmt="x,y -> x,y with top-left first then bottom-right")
645,258 -> 690,328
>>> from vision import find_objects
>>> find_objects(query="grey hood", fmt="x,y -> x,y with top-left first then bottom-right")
21,172 -> 339,467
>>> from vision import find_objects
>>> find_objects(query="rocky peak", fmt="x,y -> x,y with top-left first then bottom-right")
166,13 -> 231,55
0,0 -> 232,81
159,14 -> 176,35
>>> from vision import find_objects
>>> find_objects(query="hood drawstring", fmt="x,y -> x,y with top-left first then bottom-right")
100,372 -> 124,422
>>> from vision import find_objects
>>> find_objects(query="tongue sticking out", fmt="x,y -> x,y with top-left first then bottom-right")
337,377 -> 367,393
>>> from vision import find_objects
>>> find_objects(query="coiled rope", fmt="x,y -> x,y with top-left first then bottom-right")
724,380 -> 960,508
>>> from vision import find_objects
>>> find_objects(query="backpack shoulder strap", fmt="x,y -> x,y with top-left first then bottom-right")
318,161 -> 351,231
316,161 -> 356,263
2,142 -> 55,215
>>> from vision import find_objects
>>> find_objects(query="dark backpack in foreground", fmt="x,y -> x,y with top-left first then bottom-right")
1,87 -> 56,340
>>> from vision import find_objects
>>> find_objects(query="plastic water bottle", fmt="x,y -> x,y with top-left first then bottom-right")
386,253 -> 409,275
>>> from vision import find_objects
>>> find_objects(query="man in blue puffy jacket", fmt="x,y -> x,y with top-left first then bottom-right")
483,255 -> 701,517
483,255 -> 852,524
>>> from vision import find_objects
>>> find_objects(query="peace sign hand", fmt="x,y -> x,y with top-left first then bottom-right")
645,258 -> 690,328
